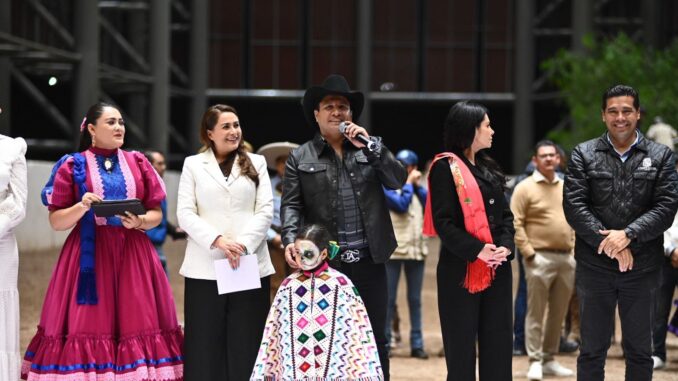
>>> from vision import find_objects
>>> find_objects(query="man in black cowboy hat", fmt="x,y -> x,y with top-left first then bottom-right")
281,74 -> 407,379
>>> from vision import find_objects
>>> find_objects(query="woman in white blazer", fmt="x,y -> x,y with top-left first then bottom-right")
0,134 -> 27,381
177,104 -> 274,381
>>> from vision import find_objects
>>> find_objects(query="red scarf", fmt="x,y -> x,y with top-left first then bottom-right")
423,152 -> 495,293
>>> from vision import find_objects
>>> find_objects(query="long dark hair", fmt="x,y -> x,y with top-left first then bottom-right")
443,101 -> 506,186
199,104 -> 259,187
296,224 -> 332,253
77,102 -> 117,152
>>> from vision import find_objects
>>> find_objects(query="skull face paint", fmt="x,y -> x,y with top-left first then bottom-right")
295,239 -> 326,271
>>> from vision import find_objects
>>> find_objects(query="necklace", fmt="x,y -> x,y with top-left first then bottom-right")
103,157 -> 114,173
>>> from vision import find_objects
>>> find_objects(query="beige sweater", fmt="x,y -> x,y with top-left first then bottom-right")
389,190 -> 428,261
510,171 -> 574,258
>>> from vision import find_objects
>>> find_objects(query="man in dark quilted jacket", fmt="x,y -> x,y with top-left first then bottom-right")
563,84 -> 678,381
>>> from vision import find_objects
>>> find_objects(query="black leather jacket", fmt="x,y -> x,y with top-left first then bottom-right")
281,133 -> 407,263
563,132 -> 678,272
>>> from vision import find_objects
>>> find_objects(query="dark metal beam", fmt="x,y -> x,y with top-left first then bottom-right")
99,63 -> 154,84
594,0 -> 613,12
299,0 -> 310,88
533,0 -> 567,26
0,31 -> 81,61
11,67 -> 71,137
474,0 -> 487,91
170,61 -> 189,85
172,0 -> 191,21
241,0 -> 252,88
206,89 -> 515,102
24,139 -> 75,151
99,2 -> 149,10
149,0 -> 171,154
594,17 -> 642,25
572,0 -> 593,53
26,0 -> 75,48
100,92 -> 146,143
416,0 -> 427,91
356,0 -> 372,130
170,86 -> 194,97
125,7 -> 148,148
513,0 -> 535,172
169,125 -> 188,151
100,17 -> 150,72
0,0 -> 11,135
189,0 -> 208,152
533,28 -> 572,37
73,0 -> 100,145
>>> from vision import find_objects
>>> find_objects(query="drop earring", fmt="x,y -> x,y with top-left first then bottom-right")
91,135 -> 96,147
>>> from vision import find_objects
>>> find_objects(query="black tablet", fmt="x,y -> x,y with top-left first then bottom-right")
91,199 -> 146,218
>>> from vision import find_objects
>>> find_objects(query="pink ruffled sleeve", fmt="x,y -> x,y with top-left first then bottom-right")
134,152 -> 166,210
47,157 -> 77,211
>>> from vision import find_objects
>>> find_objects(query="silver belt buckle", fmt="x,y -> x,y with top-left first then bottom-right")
340,249 -> 361,263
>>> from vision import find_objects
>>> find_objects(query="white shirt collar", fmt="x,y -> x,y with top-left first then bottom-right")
606,130 -> 639,162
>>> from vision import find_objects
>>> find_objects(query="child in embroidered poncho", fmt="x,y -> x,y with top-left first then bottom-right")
251,225 -> 383,381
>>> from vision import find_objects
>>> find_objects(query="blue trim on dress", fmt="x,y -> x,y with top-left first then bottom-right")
28,355 -> 184,372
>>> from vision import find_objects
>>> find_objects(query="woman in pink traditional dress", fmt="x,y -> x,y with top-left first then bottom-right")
425,101 -> 514,381
22,102 -> 183,381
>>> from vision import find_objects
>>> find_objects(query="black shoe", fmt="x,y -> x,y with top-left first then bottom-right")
411,348 -> 429,359
512,347 -> 527,356
559,338 -> 579,353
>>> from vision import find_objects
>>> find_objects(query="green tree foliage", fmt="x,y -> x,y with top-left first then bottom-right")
542,33 -> 678,150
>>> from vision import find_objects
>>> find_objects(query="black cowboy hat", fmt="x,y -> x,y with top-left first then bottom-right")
302,74 -> 364,128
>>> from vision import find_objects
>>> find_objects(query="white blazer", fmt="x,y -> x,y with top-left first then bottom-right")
177,149 -> 275,280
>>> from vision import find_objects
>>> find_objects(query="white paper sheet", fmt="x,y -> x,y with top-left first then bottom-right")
214,255 -> 262,295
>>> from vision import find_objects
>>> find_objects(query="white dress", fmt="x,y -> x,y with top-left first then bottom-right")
0,135 -> 27,381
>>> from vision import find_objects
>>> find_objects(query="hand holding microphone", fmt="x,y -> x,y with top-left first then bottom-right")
339,122 -> 379,152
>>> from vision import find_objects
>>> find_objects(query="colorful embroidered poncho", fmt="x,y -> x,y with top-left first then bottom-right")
251,264 -> 383,380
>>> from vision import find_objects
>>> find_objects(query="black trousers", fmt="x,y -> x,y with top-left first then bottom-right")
576,264 -> 659,381
652,260 -> 678,361
336,259 -> 390,381
437,260 -> 513,381
183,276 -> 271,381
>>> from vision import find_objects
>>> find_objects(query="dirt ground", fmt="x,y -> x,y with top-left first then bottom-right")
19,238 -> 678,380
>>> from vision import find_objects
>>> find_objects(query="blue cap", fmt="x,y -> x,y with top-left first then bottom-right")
396,149 -> 418,166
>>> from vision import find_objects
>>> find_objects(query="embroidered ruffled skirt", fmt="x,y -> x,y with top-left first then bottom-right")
22,225 -> 183,381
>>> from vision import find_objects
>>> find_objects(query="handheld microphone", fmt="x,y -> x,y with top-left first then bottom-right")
339,122 -> 378,151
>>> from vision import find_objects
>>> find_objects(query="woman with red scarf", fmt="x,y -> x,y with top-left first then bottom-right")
424,101 -> 514,381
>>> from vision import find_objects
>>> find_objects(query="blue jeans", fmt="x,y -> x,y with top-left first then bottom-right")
513,250 -> 527,349
386,259 -> 425,349
154,244 -> 168,276
577,264 -> 659,381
